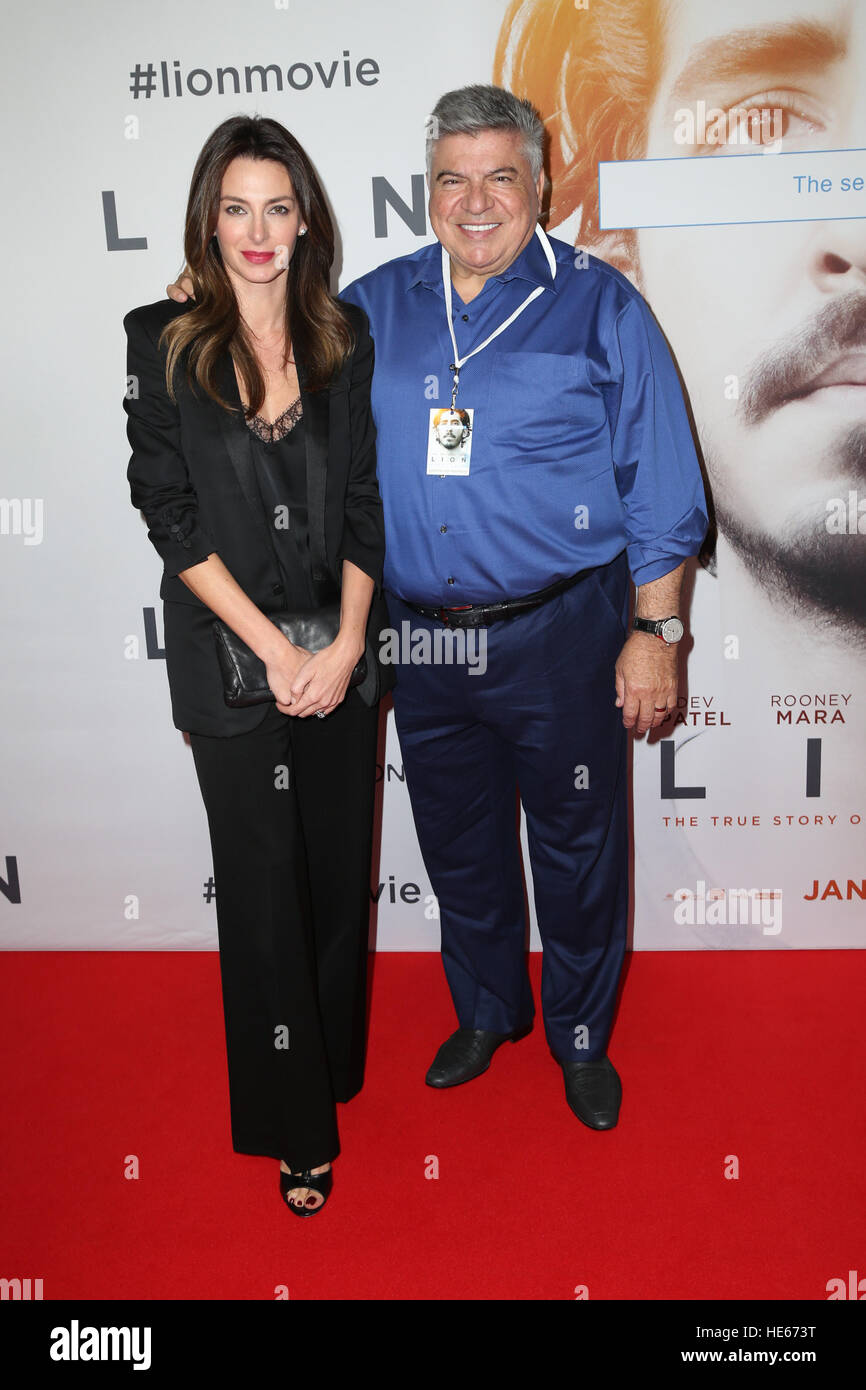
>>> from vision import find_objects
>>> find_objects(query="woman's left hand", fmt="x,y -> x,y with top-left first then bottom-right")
281,634 -> 365,718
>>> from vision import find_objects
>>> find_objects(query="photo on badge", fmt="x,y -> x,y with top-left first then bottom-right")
426,406 -> 474,476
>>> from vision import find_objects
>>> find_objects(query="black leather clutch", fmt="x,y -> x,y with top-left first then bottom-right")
213,603 -> 367,708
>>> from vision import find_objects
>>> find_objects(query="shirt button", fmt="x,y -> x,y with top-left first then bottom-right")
447,576 -> 455,585
439,525 -> 447,533
461,314 -> 469,322
272,583 -> 284,595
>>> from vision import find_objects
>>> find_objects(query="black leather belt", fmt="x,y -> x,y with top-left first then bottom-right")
402,568 -> 595,628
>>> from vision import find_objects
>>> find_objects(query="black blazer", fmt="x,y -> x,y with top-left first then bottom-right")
124,297 -> 394,737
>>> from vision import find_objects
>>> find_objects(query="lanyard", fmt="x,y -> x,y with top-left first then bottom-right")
442,222 -> 557,407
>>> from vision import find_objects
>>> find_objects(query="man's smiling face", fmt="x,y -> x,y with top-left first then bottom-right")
635,0 -> 866,625
428,128 -> 544,290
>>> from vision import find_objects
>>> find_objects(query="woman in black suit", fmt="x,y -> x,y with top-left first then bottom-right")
123,115 -> 393,1216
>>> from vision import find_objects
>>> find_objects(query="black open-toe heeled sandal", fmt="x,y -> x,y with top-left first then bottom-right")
280,1166 -> 333,1217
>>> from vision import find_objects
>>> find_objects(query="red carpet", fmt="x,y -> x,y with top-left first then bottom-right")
1,950 -> 864,1301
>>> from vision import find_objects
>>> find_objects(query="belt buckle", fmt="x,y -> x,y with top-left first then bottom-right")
440,604 -> 472,626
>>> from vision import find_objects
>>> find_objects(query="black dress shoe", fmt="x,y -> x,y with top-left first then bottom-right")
560,1057 -> 622,1129
425,1026 -> 530,1088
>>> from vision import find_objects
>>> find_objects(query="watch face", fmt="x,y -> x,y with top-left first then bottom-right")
661,617 -> 684,643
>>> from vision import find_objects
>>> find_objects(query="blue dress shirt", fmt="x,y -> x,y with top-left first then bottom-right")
341,231 -> 707,606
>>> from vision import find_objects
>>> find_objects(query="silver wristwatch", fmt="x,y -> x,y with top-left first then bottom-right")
633,616 -> 684,645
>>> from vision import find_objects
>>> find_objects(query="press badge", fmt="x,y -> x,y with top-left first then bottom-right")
426,406 -> 474,476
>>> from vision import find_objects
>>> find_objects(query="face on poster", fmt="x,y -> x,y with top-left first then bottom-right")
494,0 -> 865,945
496,0 -> 866,650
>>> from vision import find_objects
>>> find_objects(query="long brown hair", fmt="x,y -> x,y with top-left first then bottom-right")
162,115 -> 353,410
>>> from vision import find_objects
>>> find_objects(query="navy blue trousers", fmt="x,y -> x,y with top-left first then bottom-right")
388,552 -> 629,1064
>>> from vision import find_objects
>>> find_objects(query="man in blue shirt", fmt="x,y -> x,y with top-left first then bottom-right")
341,85 -> 707,1128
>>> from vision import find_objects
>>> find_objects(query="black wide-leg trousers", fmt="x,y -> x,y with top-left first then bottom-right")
188,691 -> 379,1170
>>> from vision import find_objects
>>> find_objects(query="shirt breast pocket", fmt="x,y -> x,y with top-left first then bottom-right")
483,349 -> 605,459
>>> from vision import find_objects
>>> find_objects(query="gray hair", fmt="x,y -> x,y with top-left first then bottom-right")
426,84 -> 545,180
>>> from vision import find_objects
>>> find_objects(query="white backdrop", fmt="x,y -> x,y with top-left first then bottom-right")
1,0 -> 863,951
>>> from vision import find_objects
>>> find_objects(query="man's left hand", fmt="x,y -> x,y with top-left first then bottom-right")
614,632 -> 678,734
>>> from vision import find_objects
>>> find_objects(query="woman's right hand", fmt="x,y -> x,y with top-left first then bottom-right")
265,637 -> 313,712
